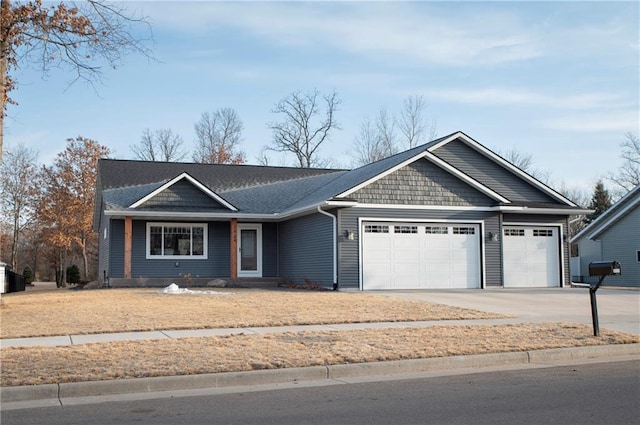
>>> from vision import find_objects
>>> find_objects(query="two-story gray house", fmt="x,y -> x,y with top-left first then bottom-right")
93,131 -> 588,290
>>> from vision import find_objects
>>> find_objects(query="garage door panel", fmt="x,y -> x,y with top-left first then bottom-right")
392,239 -> 419,250
362,222 -> 481,290
503,226 -> 559,287
425,249 -> 451,262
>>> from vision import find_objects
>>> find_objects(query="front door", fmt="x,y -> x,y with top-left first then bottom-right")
238,224 -> 262,277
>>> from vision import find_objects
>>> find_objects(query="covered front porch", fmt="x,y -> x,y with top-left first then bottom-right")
109,216 -> 278,287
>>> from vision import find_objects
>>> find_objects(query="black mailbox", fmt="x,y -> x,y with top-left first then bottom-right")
589,261 -> 621,277
586,260 -> 621,337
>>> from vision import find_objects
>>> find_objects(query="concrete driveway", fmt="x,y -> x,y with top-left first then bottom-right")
370,287 -> 640,335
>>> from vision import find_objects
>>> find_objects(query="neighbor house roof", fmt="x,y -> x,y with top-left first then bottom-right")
571,184 -> 640,242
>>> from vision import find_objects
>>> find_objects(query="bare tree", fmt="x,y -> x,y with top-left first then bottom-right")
131,128 -> 186,162
268,89 -> 341,168
0,143 -> 38,269
351,95 -> 437,166
0,0 -> 153,162
256,147 -> 271,166
193,108 -> 245,164
352,110 -> 398,166
375,108 -> 397,156
607,132 -> 640,196
396,95 -> 437,148
499,147 -> 551,183
555,182 -> 591,241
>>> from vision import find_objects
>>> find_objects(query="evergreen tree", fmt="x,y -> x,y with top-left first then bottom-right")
586,181 -> 612,224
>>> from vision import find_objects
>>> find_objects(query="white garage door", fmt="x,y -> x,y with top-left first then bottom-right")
362,222 -> 481,290
503,226 -> 560,287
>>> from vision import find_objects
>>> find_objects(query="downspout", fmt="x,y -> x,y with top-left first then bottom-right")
317,205 -> 338,290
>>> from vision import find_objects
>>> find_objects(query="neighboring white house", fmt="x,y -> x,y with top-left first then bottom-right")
571,185 -> 640,287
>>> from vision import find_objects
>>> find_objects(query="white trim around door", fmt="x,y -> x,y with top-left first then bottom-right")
358,218 -> 485,290
237,223 -> 262,277
502,224 -> 562,288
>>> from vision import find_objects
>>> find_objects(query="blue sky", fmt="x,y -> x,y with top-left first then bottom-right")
4,1 -> 639,194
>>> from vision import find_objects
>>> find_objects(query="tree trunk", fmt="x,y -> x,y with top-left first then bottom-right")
0,0 -> 8,163
81,234 -> 88,281
11,209 -> 18,270
57,249 -> 67,287
0,0 -> 8,266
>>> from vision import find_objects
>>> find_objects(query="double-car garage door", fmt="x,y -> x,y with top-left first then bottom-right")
361,222 -> 561,290
362,222 -> 481,290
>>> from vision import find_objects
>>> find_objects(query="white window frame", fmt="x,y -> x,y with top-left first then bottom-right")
146,222 -> 208,260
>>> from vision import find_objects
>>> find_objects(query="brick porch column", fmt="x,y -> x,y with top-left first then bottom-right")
124,216 -> 132,279
230,218 -> 238,278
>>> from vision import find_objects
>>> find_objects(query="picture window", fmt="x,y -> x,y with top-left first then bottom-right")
147,223 -> 207,259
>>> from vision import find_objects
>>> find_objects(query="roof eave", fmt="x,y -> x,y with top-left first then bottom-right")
571,186 -> 640,242
498,206 -> 593,215
103,199 -> 359,222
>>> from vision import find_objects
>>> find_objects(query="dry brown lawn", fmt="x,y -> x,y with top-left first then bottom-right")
0,288 -> 507,339
2,288 -> 638,387
2,323 -> 637,386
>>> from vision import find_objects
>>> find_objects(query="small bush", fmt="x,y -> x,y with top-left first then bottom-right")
66,265 -> 81,284
22,267 -> 34,285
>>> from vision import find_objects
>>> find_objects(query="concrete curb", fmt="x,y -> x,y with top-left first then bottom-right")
2,344 -> 638,405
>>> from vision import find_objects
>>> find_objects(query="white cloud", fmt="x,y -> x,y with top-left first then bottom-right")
422,87 -> 632,111
540,110 -> 640,133
143,2 -> 545,67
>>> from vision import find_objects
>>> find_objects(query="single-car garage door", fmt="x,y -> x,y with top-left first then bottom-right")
361,222 -> 481,290
503,226 -> 560,287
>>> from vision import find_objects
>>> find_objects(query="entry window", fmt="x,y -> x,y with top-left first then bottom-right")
394,225 -> 418,234
425,226 -> 448,234
147,223 -> 207,259
365,225 -> 389,233
533,229 -> 553,237
504,228 -> 525,237
453,227 -> 475,235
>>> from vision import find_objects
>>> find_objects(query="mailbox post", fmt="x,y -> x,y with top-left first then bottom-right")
587,261 -> 621,337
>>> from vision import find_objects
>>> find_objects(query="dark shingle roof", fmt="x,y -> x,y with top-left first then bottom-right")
97,159 -> 342,192
95,136 -> 453,222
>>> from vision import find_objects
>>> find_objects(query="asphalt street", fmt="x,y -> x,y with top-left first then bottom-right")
3,360 -> 639,425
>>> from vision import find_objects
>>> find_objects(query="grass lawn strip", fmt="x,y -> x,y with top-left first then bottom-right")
0,289 -> 508,339
1,323 -> 638,387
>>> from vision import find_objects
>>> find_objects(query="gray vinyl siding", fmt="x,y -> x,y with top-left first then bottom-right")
278,212 -> 334,285
132,221 -> 229,278
338,207 -> 501,289
575,239 -> 602,283
109,219 -> 125,278
433,140 -> 557,203
140,179 -> 230,210
593,207 -> 639,287
262,222 -> 278,277
352,158 -> 495,207
483,214 -> 502,287
98,211 -> 110,284
502,214 -> 570,287
109,220 -> 230,279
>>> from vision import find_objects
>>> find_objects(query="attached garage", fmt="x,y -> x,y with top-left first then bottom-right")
361,221 -> 481,290
502,226 -> 560,287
